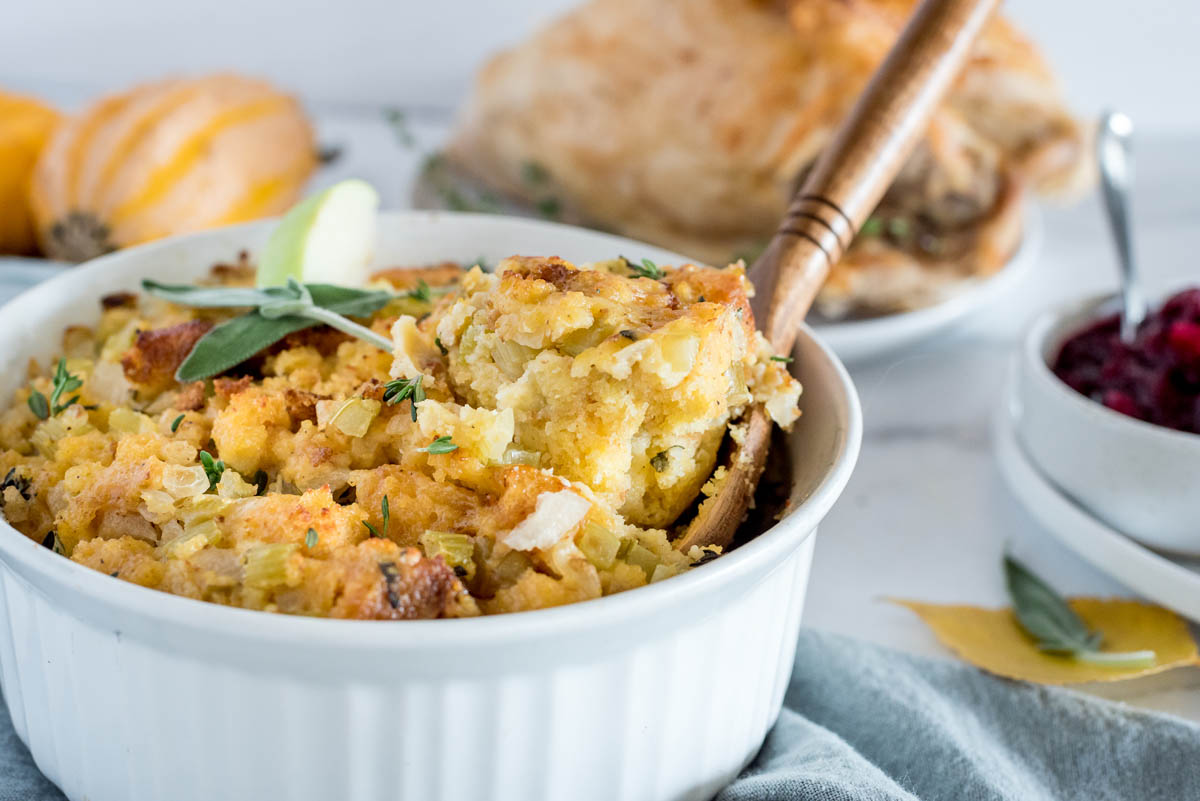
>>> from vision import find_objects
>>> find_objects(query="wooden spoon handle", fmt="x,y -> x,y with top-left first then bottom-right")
750,0 -> 1002,351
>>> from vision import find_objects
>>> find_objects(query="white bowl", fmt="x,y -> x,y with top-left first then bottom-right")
0,212 -> 861,801
1015,291 -> 1200,555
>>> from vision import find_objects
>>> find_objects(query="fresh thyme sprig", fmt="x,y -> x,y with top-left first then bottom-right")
28,358 -> 83,420
199,450 -> 225,491
362,495 -> 390,538
1005,556 -> 1155,668
623,257 -> 664,281
382,375 -> 426,422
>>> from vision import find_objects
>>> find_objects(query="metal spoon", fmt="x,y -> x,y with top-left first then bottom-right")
1096,110 -> 1146,343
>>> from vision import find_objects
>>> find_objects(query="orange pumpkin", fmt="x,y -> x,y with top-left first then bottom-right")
29,74 -> 318,262
0,91 -> 60,255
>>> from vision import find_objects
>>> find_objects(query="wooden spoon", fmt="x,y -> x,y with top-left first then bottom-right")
676,0 -> 1002,552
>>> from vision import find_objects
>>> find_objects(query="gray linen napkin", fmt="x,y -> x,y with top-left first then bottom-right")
719,630 -> 1200,801
4,630 -> 1197,800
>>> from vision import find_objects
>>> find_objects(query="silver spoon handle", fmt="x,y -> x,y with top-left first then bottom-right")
1096,110 -> 1145,342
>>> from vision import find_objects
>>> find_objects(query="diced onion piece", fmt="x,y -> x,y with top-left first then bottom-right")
216,469 -> 258,500
244,543 -> 299,589
578,522 -> 620,570
624,543 -> 660,581
100,317 -> 141,362
501,491 -> 591,551
88,361 -> 134,406
162,464 -> 210,499
139,489 -> 177,523
493,340 -> 535,379
419,530 -> 476,579
327,397 -> 382,438
558,324 -> 615,357
161,440 -> 198,466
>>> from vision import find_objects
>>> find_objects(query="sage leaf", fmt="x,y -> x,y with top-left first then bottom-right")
149,280 -> 396,382
175,311 -> 311,382
1005,556 -> 1154,667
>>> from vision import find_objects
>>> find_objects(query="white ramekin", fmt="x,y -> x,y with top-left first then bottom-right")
1015,290 -> 1200,555
0,212 -> 861,801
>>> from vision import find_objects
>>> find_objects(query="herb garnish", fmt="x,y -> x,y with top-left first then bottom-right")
1005,556 -> 1155,668
252,470 -> 269,496
199,450 -> 225,491
407,280 -> 433,303
382,107 -> 415,148
418,435 -> 458,455
619,330 -> 638,341
650,445 -> 684,473
1,468 -> 32,502
770,355 -> 794,363
28,358 -> 83,420
859,217 -> 884,238
379,561 -> 401,608
41,530 -> 64,555
625,257 -> 664,281
435,336 -> 448,355
142,279 -> 394,381
382,375 -> 426,422
305,528 -> 319,548
521,161 -> 550,185
170,414 -> 185,433
363,495 -> 390,538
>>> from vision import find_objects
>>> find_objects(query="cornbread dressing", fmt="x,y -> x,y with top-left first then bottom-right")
0,256 -> 801,619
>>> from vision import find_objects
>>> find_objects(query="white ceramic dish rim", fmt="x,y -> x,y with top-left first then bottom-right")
1024,288 -> 1200,448
814,205 -> 1041,356
0,212 -> 862,651
993,375 -> 1200,621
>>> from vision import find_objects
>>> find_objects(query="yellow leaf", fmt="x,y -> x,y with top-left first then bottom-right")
892,597 -> 1199,684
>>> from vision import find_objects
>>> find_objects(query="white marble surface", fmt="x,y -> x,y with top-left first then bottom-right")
3,108 -> 1198,719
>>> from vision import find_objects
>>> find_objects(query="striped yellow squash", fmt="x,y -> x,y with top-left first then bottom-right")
0,91 -> 60,255
29,74 -> 317,261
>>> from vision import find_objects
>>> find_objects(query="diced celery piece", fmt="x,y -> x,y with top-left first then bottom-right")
419,530 -> 476,579
615,536 -> 635,561
650,563 -> 676,583
500,446 -> 541,466
184,518 -> 222,548
578,522 -> 620,570
624,543 -> 660,581
492,340 -> 535,379
243,543 -> 298,589
108,407 -> 155,434
495,550 -> 532,583
178,495 -> 229,526
162,530 -> 208,560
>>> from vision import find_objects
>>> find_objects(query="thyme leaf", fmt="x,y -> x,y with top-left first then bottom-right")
418,435 -> 458,455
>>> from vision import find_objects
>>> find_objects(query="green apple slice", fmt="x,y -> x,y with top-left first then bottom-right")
256,178 -> 380,288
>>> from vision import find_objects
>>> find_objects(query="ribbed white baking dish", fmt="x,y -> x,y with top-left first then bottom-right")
0,213 -> 861,801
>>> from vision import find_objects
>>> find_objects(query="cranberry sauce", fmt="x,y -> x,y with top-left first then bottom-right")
1051,288 -> 1200,434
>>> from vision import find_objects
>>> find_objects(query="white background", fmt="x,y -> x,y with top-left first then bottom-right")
2,0 -> 1198,132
